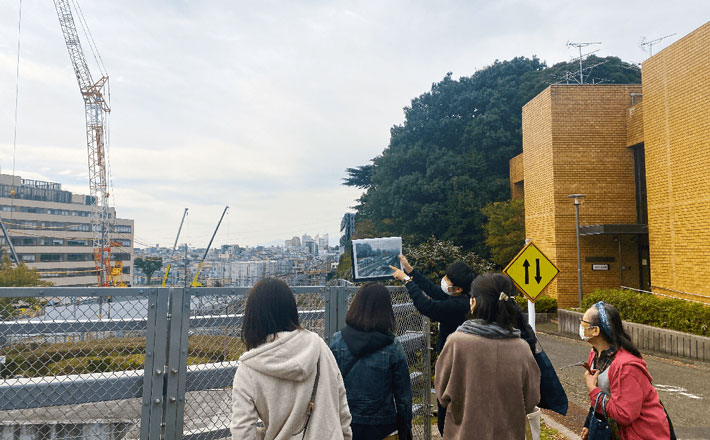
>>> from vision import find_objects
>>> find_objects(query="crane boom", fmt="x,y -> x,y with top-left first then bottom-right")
162,208 -> 189,287
191,206 -> 229,287
53,0 -> 112,286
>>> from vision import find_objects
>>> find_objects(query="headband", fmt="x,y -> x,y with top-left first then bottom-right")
594,301 -> 613,339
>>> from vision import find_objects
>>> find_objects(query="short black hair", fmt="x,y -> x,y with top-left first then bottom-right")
345,283 -> 396,334
469,273 -> 518,330
446,261 -> 475,295
241,278 -> 301,350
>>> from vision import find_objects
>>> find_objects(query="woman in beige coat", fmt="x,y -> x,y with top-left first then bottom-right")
230,278 -> 352,440
435,273 -> 540,440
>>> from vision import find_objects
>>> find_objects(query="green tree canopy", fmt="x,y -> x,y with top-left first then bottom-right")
134,257 -> 163,285
481,199 -> 525,267
345,56 -> 640,254
0,256 -> 53,319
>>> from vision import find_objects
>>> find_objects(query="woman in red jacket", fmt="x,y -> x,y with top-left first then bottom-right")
580,301 -> 671,440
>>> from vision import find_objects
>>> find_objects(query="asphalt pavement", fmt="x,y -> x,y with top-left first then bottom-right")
537,322 -> 710,440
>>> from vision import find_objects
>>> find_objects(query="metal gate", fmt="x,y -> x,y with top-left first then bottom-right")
0,286 -> 431,439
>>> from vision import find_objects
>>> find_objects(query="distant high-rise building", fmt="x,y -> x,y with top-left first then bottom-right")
318,234 -> 329,251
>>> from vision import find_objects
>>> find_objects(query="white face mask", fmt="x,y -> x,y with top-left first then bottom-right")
441,278 -> 452,295
579,324 -> 592,341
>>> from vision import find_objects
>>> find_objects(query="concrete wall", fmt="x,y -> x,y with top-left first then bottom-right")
641,22 -> 710,302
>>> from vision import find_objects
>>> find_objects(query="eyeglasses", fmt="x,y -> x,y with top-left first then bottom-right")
580,319 -> 598,329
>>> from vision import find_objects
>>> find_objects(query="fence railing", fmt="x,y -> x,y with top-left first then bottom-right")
0,286 -> 431,440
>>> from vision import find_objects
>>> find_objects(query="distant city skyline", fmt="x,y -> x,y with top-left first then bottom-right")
1,1 -> 707,247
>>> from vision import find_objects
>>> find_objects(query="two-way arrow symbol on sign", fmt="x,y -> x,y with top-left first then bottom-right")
522,259 -> 543,284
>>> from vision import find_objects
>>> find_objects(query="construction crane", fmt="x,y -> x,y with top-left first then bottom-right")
162,208 -> 189,287
191,206 -> 229,287
53,0 -> 113,286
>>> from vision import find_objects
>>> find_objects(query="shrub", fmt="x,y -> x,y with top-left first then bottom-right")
581,289 -> 710,336
515,295 -> 558,314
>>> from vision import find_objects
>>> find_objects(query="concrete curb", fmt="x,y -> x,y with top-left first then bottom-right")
558,309 -> 710,362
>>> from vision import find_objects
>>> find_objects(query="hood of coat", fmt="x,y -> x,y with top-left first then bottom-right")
613,347 -> 654,382
238,329 -> 321,382
341,325 -> 394,358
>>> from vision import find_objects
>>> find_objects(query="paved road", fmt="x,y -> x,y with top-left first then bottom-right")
538,324 -> 710,440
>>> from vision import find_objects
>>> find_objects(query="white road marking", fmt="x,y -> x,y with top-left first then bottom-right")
655,384 -> 703,400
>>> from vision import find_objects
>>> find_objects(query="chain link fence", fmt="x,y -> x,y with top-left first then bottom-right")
0,286 -> 430,440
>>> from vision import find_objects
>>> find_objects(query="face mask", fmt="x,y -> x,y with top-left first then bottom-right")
579,325 -> 592,341
441,278 -> 452,295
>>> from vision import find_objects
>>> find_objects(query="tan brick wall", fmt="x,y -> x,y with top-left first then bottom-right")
509,153 -> 524,199
521,88 -> 559,299
642,22 -> 710,302
626,100 -> 644,147
521,85 -> 641,308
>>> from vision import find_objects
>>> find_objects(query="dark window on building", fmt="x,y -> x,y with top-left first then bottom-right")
632,144 -> 648,225
40,254 -> 62,262
67,254 -> 92,262
68,239 -> 89,246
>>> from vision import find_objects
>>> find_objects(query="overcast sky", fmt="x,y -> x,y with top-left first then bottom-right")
0,1 -> 707,248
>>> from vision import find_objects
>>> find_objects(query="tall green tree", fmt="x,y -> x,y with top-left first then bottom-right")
134,257 -> 163,285
345,56 -> 640,254
481,199 -> 525,267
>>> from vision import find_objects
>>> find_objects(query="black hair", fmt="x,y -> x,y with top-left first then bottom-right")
446,261 -> 475,295
241,277 -> 301,350
588,302 -> 642,358
345,283 -> 396,334
469,273 -> 518,330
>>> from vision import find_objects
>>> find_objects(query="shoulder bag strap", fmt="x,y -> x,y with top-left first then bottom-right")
298,355 -> 321,440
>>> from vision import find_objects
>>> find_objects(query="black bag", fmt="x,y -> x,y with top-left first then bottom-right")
586,393 -> 612,440
660,400 -> 677,440
534,347 -> 568,415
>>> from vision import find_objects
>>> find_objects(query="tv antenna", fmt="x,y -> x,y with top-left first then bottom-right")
640,33 -> 676,57
567,41 -> 601,84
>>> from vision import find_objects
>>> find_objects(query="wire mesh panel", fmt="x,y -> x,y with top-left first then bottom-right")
344,286 -> 432,440
0,288 -> 155,440
179,286 -> 328,440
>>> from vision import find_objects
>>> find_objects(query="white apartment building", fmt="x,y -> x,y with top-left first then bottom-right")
0,174 -> 134,287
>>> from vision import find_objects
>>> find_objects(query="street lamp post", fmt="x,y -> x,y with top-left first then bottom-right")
568,194 -> 586,307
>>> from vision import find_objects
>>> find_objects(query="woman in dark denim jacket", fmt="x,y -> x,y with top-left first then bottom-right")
330,283 -> 413,440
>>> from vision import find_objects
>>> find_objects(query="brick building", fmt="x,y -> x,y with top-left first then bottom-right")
510,22 -> 710,307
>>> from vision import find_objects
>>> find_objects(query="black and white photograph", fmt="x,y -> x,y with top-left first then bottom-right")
351,237 -> 403,281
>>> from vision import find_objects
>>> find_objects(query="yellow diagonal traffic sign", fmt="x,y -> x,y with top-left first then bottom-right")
503,242 -> 560,302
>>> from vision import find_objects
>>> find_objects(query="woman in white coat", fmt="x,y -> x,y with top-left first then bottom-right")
230,278 -> 352,440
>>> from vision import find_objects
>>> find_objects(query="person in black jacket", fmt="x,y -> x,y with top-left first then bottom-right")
390,255 -> 475,436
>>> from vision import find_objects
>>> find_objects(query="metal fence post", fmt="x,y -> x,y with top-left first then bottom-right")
164,287 -> 190,440
324,287 -> 336,343
423,316 -> 432,440
336,286 -> 348,333
140,288 -> 170,440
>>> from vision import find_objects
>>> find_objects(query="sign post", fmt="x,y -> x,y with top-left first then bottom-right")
503,241 -> 560,332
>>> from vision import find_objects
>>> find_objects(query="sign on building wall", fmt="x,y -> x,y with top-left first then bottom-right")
503,242 -> 560,302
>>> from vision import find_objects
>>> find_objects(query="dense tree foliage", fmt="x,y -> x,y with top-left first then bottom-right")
0,256 -> 53,319
482,199 -> 525,267
135,257 -> 163,285
345,56 -> 640,254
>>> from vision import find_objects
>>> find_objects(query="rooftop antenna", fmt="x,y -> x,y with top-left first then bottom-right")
567,41 -> 601,84
640,33 -> 676,57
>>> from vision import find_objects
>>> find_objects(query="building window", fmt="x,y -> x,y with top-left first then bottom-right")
114,225 -> 131,233
67,254 -> 92,262
40,254 -> 63,262
20,254 -> 36,262
68,239 -> 89,246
